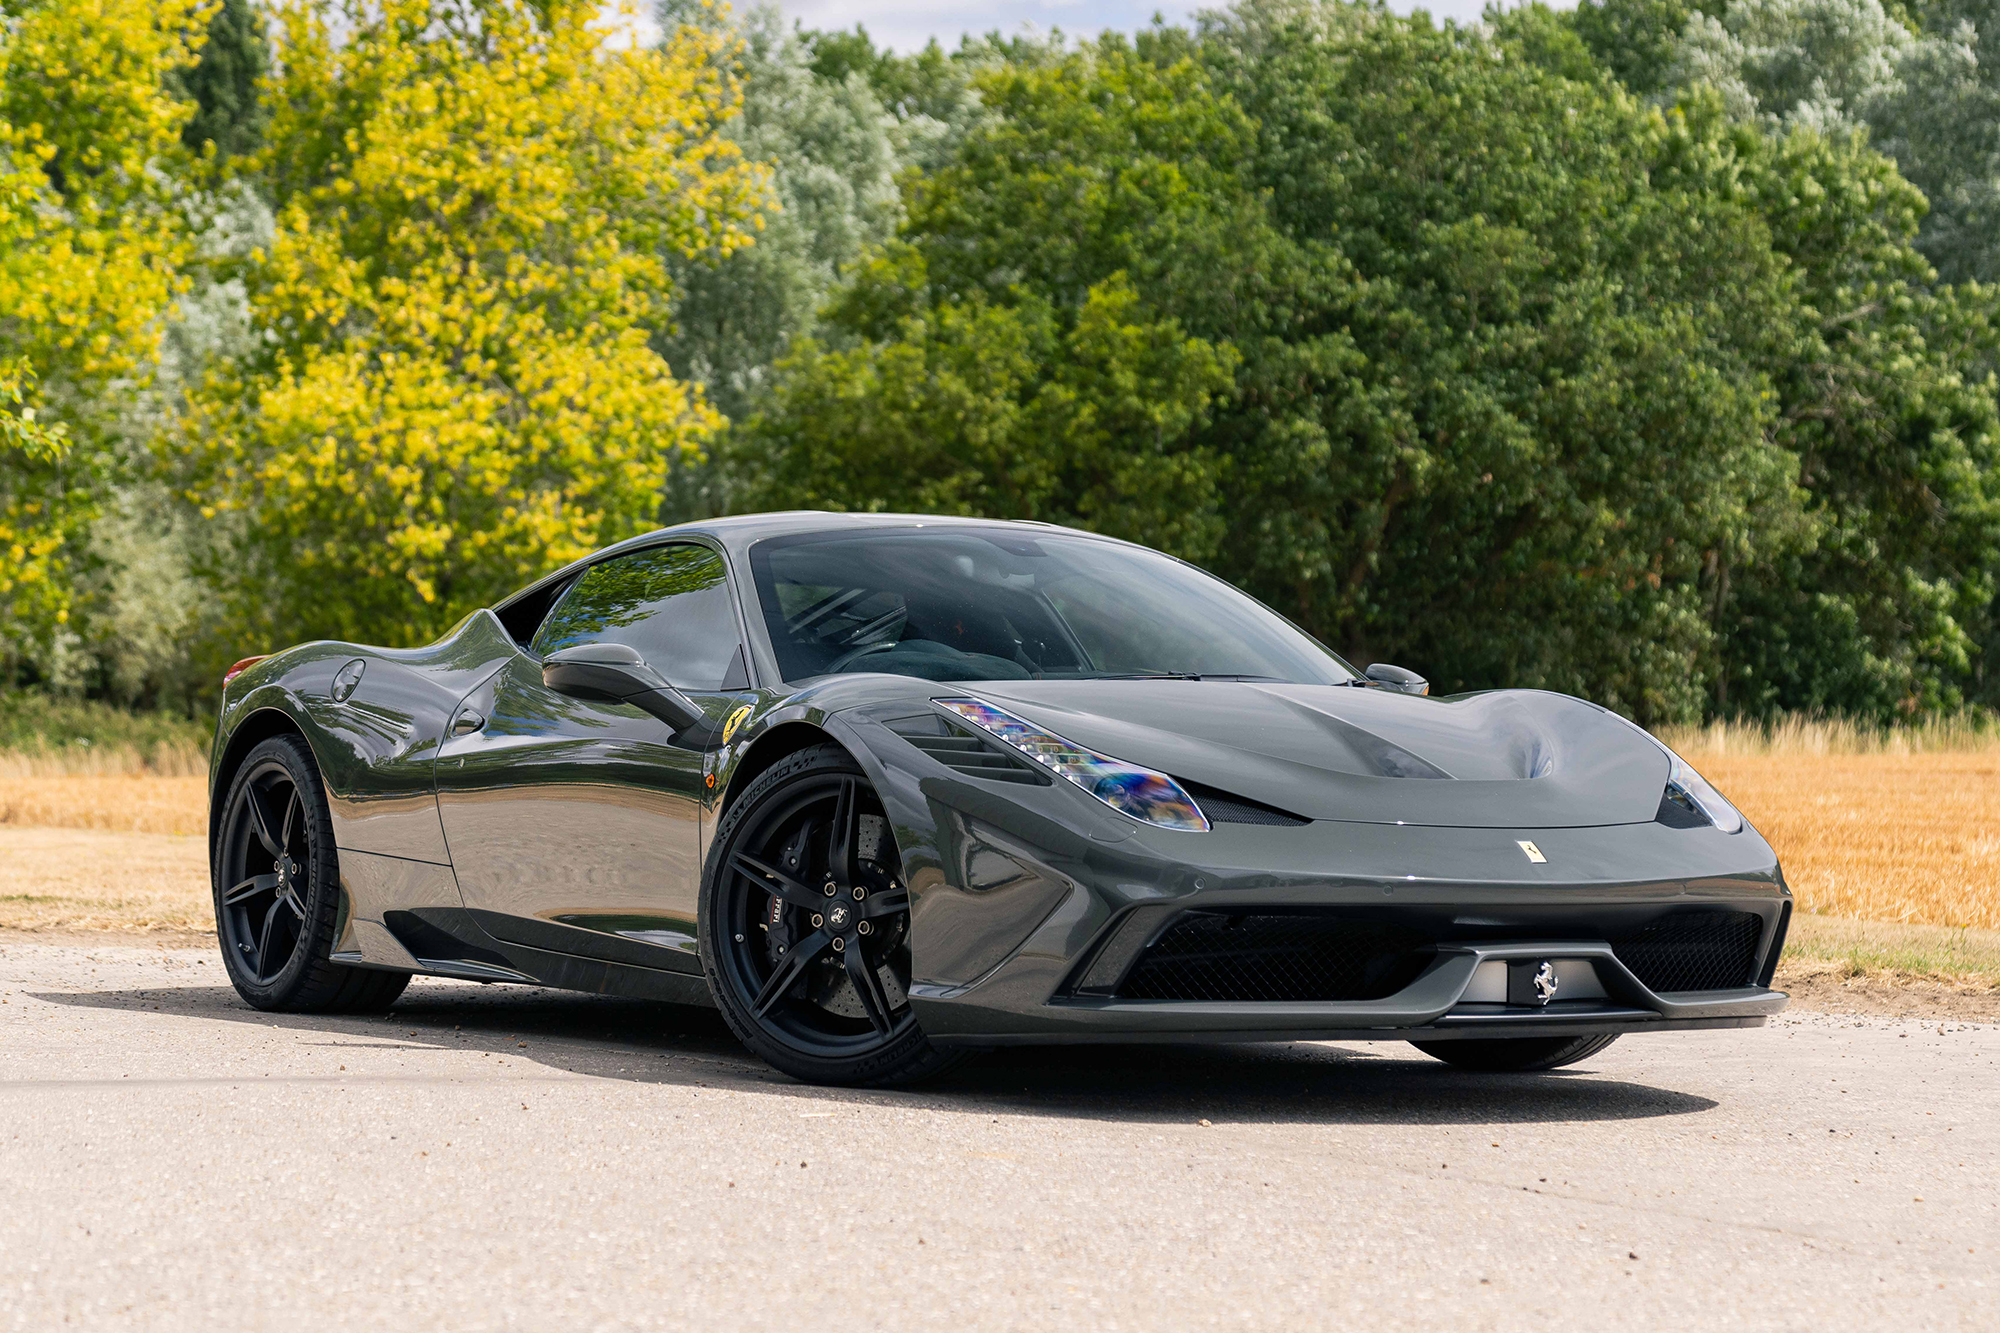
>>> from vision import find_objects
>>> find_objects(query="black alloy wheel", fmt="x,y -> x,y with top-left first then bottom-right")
702,744 -> 962,1085
1410,1033 -> 1620,1072
214,735 -> 409,1013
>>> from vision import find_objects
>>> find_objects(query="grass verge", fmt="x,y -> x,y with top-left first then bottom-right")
0,693 -> 209,776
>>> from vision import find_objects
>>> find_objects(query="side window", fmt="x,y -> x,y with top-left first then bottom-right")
531,544 -> 745,691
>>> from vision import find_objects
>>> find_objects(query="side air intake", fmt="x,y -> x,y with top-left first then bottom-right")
887,714 -> 1050,785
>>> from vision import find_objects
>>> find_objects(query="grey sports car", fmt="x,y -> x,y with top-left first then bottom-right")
208,513 -> 1790,1084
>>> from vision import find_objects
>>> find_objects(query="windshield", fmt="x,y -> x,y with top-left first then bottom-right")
749,527 -> 1357,686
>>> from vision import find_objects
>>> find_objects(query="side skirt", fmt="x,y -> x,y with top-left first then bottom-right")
372,905 -> 716,1008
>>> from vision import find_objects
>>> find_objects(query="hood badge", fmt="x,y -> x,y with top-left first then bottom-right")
1517,840 -> 1546,863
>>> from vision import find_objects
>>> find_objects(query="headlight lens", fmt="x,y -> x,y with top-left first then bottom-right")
1598,706 -> 1746,833
1665,751 -> 1744,834
935,697 -> 1211,832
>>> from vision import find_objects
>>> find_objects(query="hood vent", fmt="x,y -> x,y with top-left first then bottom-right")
1180,779 -> 1310,827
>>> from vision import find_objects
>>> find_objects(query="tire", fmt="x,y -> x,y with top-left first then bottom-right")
213,734 -> 411,1014
701,743 -> 964,1086
1410,1033 -> 1621,1072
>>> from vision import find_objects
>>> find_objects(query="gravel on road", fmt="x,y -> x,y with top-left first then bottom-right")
1,939 -> 1993,1332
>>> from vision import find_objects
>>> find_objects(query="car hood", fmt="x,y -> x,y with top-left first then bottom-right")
961,681 -> 1669,828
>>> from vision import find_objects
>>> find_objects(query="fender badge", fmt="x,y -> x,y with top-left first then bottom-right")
1517,840 -> 1547,863
722,704 -> 753,744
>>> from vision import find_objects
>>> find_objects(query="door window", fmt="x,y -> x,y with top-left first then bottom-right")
531,544 -> 745,690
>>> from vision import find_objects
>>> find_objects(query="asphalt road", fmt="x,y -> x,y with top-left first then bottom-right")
1,940 -> 1993,1332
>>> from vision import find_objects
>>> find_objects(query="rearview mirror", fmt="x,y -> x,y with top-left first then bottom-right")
542,642 -> 707,734
1364,662 -> 1429,696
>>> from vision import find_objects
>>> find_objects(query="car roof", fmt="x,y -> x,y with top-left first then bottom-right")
490,512 -> 1131,620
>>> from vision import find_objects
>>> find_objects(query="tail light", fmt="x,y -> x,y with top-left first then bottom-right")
223,655 -> 269,685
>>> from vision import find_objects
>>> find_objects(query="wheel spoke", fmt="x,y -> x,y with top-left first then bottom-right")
253,906 -> 280,979
731,853 -> 826,912
282,888 -> 308,920
845,945 -> 896,1036
751,928 -> 831,1016
279,789 -> 301,849
827,778 -> 859,886
860,889 -> 908,920
224,873 -> 280,906
242,784 -> 285,858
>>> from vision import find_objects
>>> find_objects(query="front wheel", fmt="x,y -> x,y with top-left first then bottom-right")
1410,1033 -> 1620,1072
701,743 -> 963,1086
213,734 -> 410,1013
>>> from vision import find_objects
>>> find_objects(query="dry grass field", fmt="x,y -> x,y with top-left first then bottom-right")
1662,719 -> 2000,933
1,720 -> 1996,996
0,826 -> 211,936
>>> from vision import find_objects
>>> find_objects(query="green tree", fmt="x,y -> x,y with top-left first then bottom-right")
740,0 -> 2000,723
174,0 -> 267,160
1869,1 -> 2000,282
651,1 -> 902,527
732,40 -> 1255,564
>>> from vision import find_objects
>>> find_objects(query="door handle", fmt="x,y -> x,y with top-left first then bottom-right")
450,709 -> 485,736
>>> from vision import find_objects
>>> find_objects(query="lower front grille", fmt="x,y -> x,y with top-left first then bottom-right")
1117,912 -> 1432,1002
1610,910 -> 1763,992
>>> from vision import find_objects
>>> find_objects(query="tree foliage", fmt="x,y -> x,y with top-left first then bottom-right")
731,1 -> 2000,723
4,0 -> 1999,726
174,0 -> 266,161
0,0 -> 208,659
186,0 -> 764,648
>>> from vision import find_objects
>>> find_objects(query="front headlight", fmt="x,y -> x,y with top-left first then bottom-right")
935,697 -> 1211,832
1598,706 -> 1746,833
1664,750 -> 1744,834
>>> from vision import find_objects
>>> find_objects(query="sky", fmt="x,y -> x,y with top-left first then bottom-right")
757,1 -> 1572,52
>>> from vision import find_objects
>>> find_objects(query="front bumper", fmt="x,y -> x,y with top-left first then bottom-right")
917,937 -> 1788,1046
854,730 -> 1794,1047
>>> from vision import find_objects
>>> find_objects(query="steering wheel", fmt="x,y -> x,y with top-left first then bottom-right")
826,640 -> 900,673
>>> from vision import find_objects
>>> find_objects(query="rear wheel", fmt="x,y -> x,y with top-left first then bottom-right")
214,735 -> 410,1013
701,743 -> 962,1086
1410,1033 -> 1620,1072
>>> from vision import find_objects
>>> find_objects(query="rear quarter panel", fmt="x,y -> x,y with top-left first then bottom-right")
211,611 -> 521,864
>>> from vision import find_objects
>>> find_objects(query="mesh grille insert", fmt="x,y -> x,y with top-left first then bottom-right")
1611,910 -> 1763,992
1118,912 -> 1431,1002
1180,780 -> 1311,827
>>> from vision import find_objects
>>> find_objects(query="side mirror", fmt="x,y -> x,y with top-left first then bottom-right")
542,642 -> 706,734
1364,662 -> 1429,696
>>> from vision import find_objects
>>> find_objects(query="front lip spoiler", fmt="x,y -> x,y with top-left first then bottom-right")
918,940 -> 1789,1045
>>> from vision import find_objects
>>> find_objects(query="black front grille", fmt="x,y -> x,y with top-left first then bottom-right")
1611,910 -> 1763,992
1118,912 -> 1431,1002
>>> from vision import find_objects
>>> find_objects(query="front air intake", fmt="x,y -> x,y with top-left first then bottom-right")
1610,910 -> 1763,992
1117,911 -> 1432,1002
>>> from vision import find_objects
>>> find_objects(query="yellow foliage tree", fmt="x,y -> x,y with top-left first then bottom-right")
190,0 -> 765,648
0,0 -> 208,651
